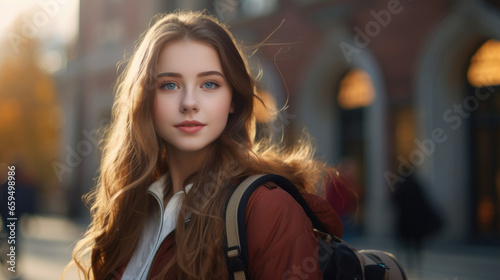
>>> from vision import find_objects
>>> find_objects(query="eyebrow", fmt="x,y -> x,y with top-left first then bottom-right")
157,71 -> 225,79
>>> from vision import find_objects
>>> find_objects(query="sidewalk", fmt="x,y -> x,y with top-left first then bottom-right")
348,236 -> 500,280
1,215 -> 499,280
0,215 -> 85,280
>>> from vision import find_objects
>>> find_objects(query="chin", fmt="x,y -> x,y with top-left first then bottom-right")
172,143 -> 211,154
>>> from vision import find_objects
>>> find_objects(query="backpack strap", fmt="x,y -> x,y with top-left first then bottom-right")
225,174 -> 329,280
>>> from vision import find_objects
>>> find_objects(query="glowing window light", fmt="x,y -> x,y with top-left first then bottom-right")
467,39 -> 500,87
337,69 -> 376,110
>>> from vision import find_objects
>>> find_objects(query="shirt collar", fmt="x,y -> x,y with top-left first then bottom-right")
148,173 -> 193,199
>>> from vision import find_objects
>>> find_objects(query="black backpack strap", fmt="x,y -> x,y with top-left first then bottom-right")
224,174 -> 329,280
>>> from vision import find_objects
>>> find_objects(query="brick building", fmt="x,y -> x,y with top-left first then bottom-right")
223,0 -> 500,245
60,0 -> 500,245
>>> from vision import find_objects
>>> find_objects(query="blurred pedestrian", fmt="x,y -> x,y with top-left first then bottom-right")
1,166 -> 37,235
392,174 -> 443,273
0,164 -> 37,279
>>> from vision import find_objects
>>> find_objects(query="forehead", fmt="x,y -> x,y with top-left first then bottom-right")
157,40 -> 223,74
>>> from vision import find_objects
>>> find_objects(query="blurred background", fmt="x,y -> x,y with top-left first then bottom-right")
0,0 -> 499,279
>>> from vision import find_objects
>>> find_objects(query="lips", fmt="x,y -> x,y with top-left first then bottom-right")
174,120 -> 206,134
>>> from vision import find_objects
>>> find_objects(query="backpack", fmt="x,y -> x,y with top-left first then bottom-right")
224,174 -> 407,280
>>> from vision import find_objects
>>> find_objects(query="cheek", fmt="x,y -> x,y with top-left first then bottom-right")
153,97 -> 174,127
214,97 -> 233,121
153,98 -> 162,125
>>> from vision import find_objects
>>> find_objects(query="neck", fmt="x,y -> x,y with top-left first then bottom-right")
166,146 -> 210,194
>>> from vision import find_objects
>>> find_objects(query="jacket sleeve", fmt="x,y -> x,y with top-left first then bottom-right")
244,185 -> 323,280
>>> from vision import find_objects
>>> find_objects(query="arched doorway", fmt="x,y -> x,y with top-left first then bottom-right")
335,68 -> 377,235
298,25 -> 388,237
466,39 -> 500,242
415,1 -> 500,241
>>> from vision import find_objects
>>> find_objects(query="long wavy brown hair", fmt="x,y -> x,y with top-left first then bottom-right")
66,10 -> 339,280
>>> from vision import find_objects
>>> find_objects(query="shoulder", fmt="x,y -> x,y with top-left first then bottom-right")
244,183 -> 343,238
244,182 -> 309,238
244,183 -> 304,223
244,184 -> 320,278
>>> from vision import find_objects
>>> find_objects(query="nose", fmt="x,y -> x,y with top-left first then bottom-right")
180,87 -> 199,113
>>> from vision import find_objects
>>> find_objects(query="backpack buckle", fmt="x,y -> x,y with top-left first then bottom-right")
227,246 -> 245,272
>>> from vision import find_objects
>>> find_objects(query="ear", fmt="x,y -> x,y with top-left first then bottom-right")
229,102 -> 235,114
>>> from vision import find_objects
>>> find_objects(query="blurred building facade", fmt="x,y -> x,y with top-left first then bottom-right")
57,0 -> 167,218
58,0 -> 500,246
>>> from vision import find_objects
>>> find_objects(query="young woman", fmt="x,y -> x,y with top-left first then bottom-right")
68,11 -> 343,280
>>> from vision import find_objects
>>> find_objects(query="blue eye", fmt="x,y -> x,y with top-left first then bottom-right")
161,82 -> 178,90
203,81 -> 219,89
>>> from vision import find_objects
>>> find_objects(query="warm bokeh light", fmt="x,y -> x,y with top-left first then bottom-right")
0,27 -> 60,189
337,69 -> 376,110
395,109 -> 416,159
0,0 -> 79,189
254,90 -> 277,123
0,0 -> 80,45
477,196 -> 495,232
467,39 -> 500,87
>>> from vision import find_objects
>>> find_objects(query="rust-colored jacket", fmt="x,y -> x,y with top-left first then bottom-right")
115,183 -> 342,279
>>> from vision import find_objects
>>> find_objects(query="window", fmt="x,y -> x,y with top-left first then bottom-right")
467,39 -> 500,241
337,69 -> 375,110
467,39 -> 500,88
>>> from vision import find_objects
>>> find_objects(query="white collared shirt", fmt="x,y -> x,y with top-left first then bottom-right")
121,174 -> 193,280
